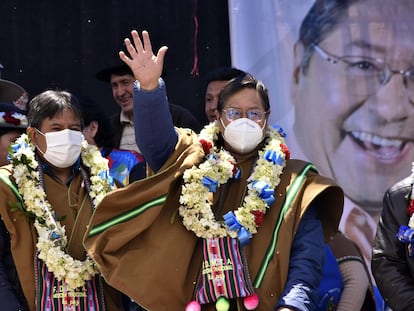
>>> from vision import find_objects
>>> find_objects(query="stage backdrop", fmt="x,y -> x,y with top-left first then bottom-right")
0,0 -> 231,124
229,1 -> 414,309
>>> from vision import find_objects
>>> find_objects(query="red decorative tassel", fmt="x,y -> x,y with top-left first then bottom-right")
243,294 -> 259,310
186,300 -> 201,311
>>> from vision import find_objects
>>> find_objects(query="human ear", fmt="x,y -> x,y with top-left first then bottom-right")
27,127 -> 46,153
214,110 -> 226,133
292,42 -> 305,84
27,127 -> 37,143
82,121 -> 99,145
214,110 -> 221,124
88,121 -> 99,138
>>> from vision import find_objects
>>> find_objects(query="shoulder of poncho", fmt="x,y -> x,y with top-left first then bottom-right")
0,164 -> 13,176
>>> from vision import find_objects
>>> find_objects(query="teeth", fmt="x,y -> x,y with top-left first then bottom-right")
351,131 -> 403,148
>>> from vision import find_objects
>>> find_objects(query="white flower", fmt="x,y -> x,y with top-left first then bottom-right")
8,134 -> 112,290
179,123 -> 288,241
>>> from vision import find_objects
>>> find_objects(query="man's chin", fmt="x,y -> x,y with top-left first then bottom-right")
346,193 -> 383,217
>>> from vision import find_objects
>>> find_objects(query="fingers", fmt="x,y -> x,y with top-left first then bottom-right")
121,30 -> 150,59
123,37 -> 137,58
118,29 -> 169,67
119,51 -> 130,65
156,46 -> 169,65
141,31 -> 152,54
131,30 -> 144,53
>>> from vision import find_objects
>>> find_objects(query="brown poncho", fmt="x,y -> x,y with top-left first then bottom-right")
85,128 -> 343,310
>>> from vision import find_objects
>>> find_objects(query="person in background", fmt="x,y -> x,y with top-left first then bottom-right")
203,66 -> 246,123
80,96 -> 144,186
372,163 -> 414,310
0,78 -> 28,166
84,29 -> 343,311
290,0 -> 414,307
0,90 -> 123,310
96,63 -> 202,153
318,232 -> 375,310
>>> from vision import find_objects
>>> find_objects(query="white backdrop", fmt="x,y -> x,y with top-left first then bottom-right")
228,0 -> 392,310
228,0 -> 314,125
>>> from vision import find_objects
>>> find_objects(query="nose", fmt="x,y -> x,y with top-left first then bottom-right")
371,73 -> 413,122
113,85 -> 126,98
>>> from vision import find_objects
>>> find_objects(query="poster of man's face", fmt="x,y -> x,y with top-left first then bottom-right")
293,0 -> 414,215
230,0 -> 414,306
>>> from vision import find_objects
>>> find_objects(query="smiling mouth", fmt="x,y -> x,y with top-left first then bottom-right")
349,131 -> 408,161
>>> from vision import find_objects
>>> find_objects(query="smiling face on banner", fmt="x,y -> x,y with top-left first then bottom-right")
292,0 -> 414,216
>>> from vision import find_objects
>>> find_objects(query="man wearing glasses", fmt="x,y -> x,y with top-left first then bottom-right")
290,0 -> 414,308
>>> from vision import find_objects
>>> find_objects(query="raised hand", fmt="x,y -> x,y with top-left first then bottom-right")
119,30 -> 168,90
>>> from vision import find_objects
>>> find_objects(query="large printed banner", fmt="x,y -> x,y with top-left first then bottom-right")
229,0 -> 414,308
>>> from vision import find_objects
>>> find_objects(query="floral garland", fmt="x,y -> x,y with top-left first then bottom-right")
179,122 -> 290,244
8,134 -> 113,290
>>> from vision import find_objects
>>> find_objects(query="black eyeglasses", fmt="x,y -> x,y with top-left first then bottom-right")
222,108 -> 267,122
312,43 -> 414,98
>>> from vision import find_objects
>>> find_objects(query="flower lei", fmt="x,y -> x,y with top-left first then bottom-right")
8,134 -> 113,290
179,122 -> 290,245
0,111 -> 27,127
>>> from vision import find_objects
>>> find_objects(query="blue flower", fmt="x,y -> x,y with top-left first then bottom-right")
273,124 -> 287,138
252,180 -> 275,206
202,176 -> 218,192
263,150 -> 284,165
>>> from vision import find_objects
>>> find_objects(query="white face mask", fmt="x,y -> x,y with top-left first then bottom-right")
36,129 -> 84,168
221,118 -> 265,153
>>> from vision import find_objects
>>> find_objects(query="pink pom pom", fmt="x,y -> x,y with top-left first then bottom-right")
186,300 -> 201,311
243,293 -> 259,310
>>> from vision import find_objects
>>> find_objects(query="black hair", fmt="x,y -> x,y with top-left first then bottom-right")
79,96 -> 115,149
217,73 -> 270,112
28,90 -> 83,129
0,127 -> 25,137
96,64 -> 134,83
204,67 -> 246,88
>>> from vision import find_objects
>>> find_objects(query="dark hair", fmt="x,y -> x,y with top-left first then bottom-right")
204,67 -> 246,87
79,96 -> 115,149
298,0 -> 359,72
96,64 -> 134,83
217,73 -> 270,112
28,90 -> 83,129
0,127 -> 25,137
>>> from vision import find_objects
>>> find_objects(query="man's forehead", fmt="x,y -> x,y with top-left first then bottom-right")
42,110 -> 81,125
322,3 -> 414,55
343,0 -> 414,24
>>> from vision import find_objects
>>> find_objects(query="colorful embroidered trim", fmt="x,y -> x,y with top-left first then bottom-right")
88,194 -> 167,237
195,237 -> 255,304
